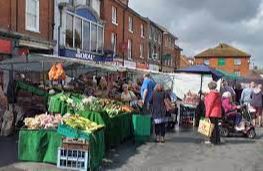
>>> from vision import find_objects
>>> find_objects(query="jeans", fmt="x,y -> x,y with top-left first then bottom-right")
209,118 -> 220,145
155,123 -> 165,137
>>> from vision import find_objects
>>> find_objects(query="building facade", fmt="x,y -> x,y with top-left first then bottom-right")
161,30 -> 178,72
101,0 -> 148,69
194,43 -> 251,76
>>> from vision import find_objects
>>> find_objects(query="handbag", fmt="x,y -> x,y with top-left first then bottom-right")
198,118 -> 215,137
164,98 -> 174,112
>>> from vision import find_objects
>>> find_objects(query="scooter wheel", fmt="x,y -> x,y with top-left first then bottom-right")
247,129 -> 256,139
220,127 -> 229,137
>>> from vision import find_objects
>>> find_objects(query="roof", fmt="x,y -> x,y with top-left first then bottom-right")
195,43 -> 251,58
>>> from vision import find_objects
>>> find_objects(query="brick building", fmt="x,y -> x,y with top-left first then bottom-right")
161,28 -> 179,72
179,55 -> 193,69
0,0 -> 54,87
101,0 -> 148,69
0,0 -> 54,54
194,43 -> 251,76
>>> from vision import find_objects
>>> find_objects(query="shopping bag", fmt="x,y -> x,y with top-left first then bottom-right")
198,118 -> 214,137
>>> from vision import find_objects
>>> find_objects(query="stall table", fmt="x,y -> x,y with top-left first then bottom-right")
18,128 -> 105,171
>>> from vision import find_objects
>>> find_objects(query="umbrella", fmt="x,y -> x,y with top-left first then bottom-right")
176,64 -> 223,95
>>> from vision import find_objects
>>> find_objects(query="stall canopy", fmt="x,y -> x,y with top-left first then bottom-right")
176,64 -> 223,95
0,53 -> 125,77
216,69 -> 240,80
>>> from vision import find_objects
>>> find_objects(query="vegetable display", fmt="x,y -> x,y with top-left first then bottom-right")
58,94 -> 134,117
24,114 -> 63,129
62,114 -> 104,132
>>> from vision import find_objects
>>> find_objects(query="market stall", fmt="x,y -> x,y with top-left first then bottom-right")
48,93 -> 134,149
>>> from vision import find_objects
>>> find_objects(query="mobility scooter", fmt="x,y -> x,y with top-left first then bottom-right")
219,105 -> 256,139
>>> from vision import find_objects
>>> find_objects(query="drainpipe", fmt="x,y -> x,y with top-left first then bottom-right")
58,3 -> 64,56
160,32 -> 164,72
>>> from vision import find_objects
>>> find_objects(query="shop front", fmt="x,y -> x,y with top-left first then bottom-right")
0,38 -> 12,87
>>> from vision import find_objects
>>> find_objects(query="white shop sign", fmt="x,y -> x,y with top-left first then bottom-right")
149,64 -> 159,71
124,60 -> 136,69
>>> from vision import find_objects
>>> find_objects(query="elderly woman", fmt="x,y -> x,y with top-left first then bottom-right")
251,84 -> 263,127
204,81 -> 222,145
222,91 -> 244,130
150,84 -> 166,143
121,84 -> 137,104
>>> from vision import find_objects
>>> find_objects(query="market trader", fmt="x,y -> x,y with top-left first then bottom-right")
141,73 -> 156,114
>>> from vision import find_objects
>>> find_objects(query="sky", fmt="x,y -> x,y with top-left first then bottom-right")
130,0 -> 263,67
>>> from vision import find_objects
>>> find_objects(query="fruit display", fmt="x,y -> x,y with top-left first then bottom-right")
62,114 -> 104,132
183,91 -> 199,106
24,114 -> 63,129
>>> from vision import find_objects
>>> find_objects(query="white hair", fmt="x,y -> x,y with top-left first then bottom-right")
222,91 -> 232,98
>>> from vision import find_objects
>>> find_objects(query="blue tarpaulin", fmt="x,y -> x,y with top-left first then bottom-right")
176,64 -> 223,81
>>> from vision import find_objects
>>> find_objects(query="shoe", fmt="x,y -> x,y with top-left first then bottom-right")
204,140 -> 211,144
160,137 -> 165,143
235,125 -> 244,131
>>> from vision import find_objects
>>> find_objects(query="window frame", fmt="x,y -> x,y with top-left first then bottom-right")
234,70 -> 241,76
218,58 -> 225,66
111,32 -> 117,55
204,59 -> 210,65
65,11 -> 104,53
128,16 -> 133,33
141,24 -> 144,38
25,0 -> 40,32
112,6 -> 118,25
234,58 -> 241,66
128,39 -> 132,60
140,43 -> 144,58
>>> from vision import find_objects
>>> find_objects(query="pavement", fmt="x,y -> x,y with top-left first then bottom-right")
1,128 -> 263,171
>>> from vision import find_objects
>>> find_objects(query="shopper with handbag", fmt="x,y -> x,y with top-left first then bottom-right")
204,81 -> 222,145
150,84 -> 166,143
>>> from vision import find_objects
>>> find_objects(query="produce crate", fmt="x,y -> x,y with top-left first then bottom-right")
132,114 -> 151,142
57,147 -> 89,171
57,124 -> 90,140
179,104 -> 196,127
62,138 -> 89,151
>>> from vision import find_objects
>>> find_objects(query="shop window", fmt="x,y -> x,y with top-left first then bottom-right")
74,17 -> 82,49
25,0 -> 39,32
91,23 -> 97,52
234,58 -> 241,66
141,24 -> 144,38
140,44 -> 144,58
218,58 -> 225,66
111,33 -> 117,55
129,17 -> 133,33
112,6 -> 117,25
83,21 -> 90,51
128,39 -> 132,59
204,59 -> 209,65
66,13 -> 74,48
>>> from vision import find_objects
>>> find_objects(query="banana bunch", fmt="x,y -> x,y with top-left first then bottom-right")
63,114 -> 103,132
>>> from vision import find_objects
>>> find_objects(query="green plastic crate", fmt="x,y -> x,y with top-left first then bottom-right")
57,124 -> 90,140
132,115 -> 151,142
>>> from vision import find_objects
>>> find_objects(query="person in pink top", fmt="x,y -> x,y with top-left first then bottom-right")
204,81 -> 222,145
222,91 -> 244,130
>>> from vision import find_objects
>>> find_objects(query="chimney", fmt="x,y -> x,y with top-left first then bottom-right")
120,0 -> 129,6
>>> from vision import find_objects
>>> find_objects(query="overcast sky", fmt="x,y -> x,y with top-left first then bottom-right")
130,0 -> 263,67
